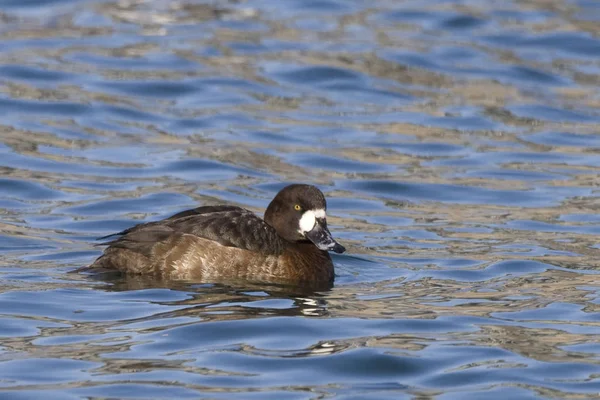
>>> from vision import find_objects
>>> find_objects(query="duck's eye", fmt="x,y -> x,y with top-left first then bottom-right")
294,204 -> 302,211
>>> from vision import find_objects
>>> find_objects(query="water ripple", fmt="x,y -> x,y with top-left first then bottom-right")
1,0 -> 600,398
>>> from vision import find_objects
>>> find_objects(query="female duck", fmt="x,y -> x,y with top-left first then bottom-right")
77,184 -> 345,286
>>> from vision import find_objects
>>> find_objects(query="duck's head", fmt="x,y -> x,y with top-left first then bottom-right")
264,184 -> 346,254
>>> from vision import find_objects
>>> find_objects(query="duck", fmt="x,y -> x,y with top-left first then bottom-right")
76,184 -> 346,287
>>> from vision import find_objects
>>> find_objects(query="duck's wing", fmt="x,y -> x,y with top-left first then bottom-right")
167,209 -> 284,254
96,205 -> 248,240
98,207 -> 284,255
166,205 -> 247,221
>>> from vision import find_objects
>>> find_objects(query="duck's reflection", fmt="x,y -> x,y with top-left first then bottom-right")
87,271 -> 332,320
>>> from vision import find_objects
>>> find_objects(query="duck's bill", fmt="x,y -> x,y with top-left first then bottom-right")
305,223 -> 346,254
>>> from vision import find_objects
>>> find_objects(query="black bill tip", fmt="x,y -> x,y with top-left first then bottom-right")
330,242 -> 346,254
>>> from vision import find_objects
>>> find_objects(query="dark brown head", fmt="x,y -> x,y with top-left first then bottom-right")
263,184 -> 345,253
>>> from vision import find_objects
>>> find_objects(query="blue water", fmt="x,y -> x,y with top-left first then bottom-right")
1,0 -> 600,398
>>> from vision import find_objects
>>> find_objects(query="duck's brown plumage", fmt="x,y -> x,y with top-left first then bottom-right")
76,185 -> 345,287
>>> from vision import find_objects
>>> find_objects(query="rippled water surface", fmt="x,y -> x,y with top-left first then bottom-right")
1,0 -> 600,398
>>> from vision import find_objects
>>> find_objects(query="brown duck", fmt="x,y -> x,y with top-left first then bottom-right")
76,184 -> 346,287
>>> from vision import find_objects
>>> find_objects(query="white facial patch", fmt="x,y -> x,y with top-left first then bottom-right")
298,209 -> 326,233
313,209 -> 326,219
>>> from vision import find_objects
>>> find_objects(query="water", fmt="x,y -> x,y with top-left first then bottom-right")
1,0 -> 600,398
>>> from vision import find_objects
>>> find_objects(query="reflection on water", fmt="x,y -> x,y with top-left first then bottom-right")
1,0 -> 600,398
